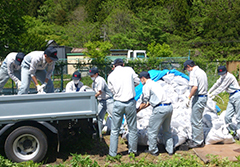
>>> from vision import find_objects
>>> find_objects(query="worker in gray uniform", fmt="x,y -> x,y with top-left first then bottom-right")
183,60 -> 208,148
0,52 -> 25,92
137,71 -> 173,156
66,71 -> 83,92
107,58 -> 140,157
88,67 -> 113,130
208,66 -> 240,138
18,47 -> 58,94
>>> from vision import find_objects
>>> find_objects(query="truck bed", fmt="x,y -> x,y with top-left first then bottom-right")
0,91 -> 97,124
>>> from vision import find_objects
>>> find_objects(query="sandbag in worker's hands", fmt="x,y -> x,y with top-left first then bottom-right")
36,82 -> 47,94
17,80 -> 21,90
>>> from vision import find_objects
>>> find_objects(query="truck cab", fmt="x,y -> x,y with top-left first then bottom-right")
127,50 -> 147,59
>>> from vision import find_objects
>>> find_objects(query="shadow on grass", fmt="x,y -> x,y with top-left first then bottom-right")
44,130 -> 109,164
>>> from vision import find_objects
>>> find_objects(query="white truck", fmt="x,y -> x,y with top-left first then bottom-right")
0,91 -> 100,163
127,50 -> 147,59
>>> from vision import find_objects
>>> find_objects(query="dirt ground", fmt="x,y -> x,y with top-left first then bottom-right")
42,133 -> 195,166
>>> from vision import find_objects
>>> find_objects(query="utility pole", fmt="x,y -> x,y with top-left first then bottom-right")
100,25 -> 106,41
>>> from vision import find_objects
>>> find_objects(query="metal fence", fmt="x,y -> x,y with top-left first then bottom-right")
1,58 -> 230,95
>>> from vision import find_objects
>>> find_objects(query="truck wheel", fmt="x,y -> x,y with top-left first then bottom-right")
4,126 -> 48,163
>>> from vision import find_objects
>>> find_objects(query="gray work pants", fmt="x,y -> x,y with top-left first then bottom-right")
18,66 -> 54,95
148,104 -> 173,154
225,91 -> 240,132
0,67 -> 21,91
98,98 -> 114,129
109,98 -> 138,157
191,96 -> 207,145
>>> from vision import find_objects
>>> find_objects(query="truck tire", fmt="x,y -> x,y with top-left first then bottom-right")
4,126 -> 48,163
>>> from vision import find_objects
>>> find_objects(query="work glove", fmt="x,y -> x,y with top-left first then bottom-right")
208,94 -> 215,99
36,84 -> 43,93
17,80 -> 21,90
186,97 -> 191,108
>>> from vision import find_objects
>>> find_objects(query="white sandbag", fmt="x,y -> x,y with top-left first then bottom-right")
212,119 -> 224,130
205,128 -> 224,145
137,105 -> 152,120
204,98 -> 217,113
222,125 -> 235,144
203,111 -> 219,128
171,76 -> 189,86
174,85 -> 188,95
169,92 -> 179,104
156,80 -> 166,87
162,73 -> 175,84
171,82 -> 178,88
205,125 -> 235,145
79,85 -> 94,92
172,127 -> 188,147
219,110 -> 226,122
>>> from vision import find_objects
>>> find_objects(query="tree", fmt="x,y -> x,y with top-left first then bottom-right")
0,0 -> 26,58
147,42 -> 173,57
83,41 -> 113,77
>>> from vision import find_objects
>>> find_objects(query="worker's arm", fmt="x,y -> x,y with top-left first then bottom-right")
137,102 -> 150,113
188,86 -> 198,99
32,76 -> 39,86
95,90 -> 102,97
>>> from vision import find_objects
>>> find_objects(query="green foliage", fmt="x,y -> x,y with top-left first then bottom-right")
105,154 -> 122,162
84,41 -> 113,59
0,0 -> 26,58
0,155 -> 42,167
206,154 -> 239,167
82,41 -> 113,77
70,154 -> 99,167
147,42 -> 173,57
38,0 -> 81,25
3,0 -> 240,61
22,0 -> 45,17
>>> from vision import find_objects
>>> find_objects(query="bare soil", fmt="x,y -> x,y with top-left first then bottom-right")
42,133 -> 195,166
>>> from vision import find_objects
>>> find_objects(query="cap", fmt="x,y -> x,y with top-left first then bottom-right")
88,67 -> 98,75
183,60 -> 195,70
15,52 -> 25,65
217,66 -> 227,75
72,71 -> 81,80
44,47 -> 58,61
139,71 -> 150,79
113,58 -> 124,65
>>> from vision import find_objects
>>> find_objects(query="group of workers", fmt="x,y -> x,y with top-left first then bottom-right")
0,47 -> 58,94
0,50 -> 239,157
184,60 -> 240,150
93,58 -> 240,157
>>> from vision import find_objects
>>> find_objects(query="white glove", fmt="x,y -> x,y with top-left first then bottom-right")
209,94 -> 215,99
36,85 -> 43,93
186,98 -> 191,108
17,81 -> 21,90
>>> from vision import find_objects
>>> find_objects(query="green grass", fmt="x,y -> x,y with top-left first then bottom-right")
213,92 -> 229,113
1,153 -> 240,167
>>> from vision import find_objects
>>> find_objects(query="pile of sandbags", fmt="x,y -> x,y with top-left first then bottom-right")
121,69 -> 236,148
